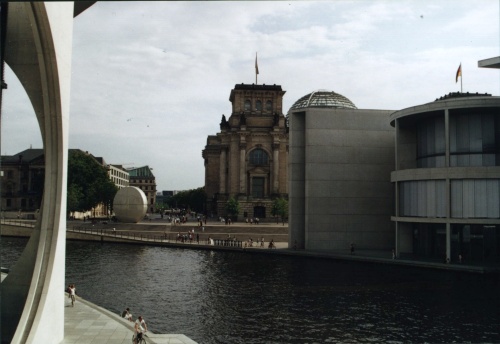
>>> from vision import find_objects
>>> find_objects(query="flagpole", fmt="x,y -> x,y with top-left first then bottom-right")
461,67 -> 463,93
255,52 -> 259,84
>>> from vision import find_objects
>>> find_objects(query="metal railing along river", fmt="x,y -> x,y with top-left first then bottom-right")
1,219 -> 36,228
69,226 -> 245,248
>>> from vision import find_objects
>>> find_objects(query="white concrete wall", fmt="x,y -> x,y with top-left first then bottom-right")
1,3 -> 73,343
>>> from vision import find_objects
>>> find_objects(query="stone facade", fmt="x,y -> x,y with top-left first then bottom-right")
202,84 -> 288,220
127,165 -> 157,214
0,149 -> 45,212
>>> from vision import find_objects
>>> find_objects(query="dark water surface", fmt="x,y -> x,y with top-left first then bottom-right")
2,237 -> 500,343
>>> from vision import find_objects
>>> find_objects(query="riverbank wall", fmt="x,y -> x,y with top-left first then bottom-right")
3,223 -> 498,274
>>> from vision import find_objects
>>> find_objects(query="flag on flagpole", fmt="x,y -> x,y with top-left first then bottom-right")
455,63 -> 462,83
255,53 -> 259,75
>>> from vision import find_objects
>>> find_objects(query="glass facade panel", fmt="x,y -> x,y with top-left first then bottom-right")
399,180 -> 446,217
451,224 -> 500,263
416,110 -> 499,168
451,179 -> 500,218
449,111 -> 498,166
417,116 -> 445,168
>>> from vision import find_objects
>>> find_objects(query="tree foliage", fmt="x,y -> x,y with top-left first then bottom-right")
167,187 -> 206,213
271,197 -> 288,225
225,197 -> 240,217
67,150 -> 118,214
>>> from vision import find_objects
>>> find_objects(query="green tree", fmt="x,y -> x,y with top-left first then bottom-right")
167,187 -> 206,213
271,197 -> 288,225
67,150 -> 118,216
225,197 -> 240,219
67,184 -> 84,213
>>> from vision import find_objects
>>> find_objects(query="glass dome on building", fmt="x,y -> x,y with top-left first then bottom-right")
289,89 -> 357,110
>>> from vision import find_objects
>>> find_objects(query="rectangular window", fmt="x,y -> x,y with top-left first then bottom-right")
252,177 -> 265,198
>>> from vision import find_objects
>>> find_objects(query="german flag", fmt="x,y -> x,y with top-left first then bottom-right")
456,63 -> 462,83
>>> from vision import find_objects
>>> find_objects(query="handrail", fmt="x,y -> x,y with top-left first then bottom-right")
0,219 -> 36,228
67,226 -> 248,248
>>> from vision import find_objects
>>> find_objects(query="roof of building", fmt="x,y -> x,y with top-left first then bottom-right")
233,83 -> 283,91
289,89 -> 357,111
127,166 -> 155,177
434,91 -> 492,102
1,148 -> 44,163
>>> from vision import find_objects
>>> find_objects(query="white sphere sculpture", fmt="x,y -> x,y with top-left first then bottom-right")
113,186 -> 148,223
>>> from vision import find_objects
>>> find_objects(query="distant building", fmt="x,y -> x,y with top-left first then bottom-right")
127,166 -> 157,213
288,90 -> 395,251
107,164 -> 129,189
0,148 -> 129,217
202,83 -> 288,220
156,190 -> 174,208
0,148 -> 45,213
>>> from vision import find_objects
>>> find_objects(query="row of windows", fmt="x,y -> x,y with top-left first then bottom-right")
131,179 -> 155,184
139,185 -> 156,191
244,99 -> 273,112
110,169 -> 129,179
416,112 -> 500,168
418,154 -> 499,168
399,179 -> 500,219
111,177 -> 129,187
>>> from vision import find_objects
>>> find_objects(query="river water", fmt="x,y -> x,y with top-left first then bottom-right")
2,237 -> 500,343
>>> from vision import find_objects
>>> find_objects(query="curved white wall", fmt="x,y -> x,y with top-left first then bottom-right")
1,3 -> 73,343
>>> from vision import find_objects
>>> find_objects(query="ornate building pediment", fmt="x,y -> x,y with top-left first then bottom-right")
248,166 -> 269,174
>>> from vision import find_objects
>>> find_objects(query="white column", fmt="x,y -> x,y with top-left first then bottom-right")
2,3 -> 74,343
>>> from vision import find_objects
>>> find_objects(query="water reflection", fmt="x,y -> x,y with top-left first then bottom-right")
2,237 -> 499,343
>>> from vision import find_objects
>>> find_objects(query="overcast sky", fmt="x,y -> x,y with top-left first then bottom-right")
2,1 -> 499,191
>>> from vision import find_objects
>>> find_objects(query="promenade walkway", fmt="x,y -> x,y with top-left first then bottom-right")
62,293 -> 197,344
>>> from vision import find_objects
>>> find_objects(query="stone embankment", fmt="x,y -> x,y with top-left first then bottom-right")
1,219 -> 289,250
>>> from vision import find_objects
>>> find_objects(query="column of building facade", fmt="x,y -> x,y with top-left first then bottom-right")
239,142 -> 246,194
219,146 -> 227,194
272,142 -> 280,193
444,109 -> 451,261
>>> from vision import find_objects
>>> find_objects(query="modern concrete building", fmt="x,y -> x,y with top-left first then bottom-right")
127,165 -> 157,213
288,90 -> 395,251
391,92 -> 500,263
202,83 -> 288,220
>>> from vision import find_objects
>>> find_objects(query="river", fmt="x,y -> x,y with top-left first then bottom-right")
2,237 -> 500,343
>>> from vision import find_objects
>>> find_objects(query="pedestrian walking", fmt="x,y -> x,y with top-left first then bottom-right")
69,284 -> 76,306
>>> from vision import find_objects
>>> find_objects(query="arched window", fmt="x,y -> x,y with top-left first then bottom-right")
249,149 -> 268,165
256,100 -> 262,111
244,100 -> 251,111
266,100 -> 272,111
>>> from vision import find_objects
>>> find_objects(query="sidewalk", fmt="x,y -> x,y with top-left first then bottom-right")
62,294 -> 197,344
